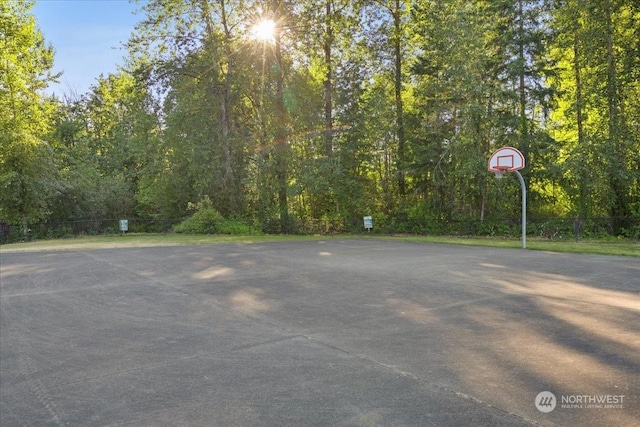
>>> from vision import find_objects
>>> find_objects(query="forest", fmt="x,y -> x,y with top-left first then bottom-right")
1,0 -> 639,241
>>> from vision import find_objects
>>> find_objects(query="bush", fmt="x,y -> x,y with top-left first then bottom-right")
219,218 -> 262,235
174,197 -> 224,234
174,197 -> 261,235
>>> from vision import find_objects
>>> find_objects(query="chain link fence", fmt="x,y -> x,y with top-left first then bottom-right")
1,216 -> 638,244
367,216 -> 639,240
0,219 -> 177,244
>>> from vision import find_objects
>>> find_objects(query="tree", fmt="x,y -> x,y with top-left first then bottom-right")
361,0 -> 412,205
485,0 -> 560,216
286,0 -> 363,228
410,0 -> 500,220
550,0 -> 640,221
48,72 -> 158,221
14,0 -> 636,236
0,0 -> 58,238
128,0 -> 250,217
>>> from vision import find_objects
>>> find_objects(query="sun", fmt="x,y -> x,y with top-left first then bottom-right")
250,19 -> 276,43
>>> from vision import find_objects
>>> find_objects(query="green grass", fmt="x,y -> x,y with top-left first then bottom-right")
376,235 -> 639,257
0,233 -> 303,252
1,233 -> 638,257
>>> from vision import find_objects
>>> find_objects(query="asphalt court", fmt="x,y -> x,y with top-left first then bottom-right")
1,239 -> 638,426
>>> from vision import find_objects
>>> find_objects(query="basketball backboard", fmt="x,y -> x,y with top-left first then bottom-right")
488,146 -> 525,173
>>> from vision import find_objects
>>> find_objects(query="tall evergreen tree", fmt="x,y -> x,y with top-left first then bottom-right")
410,0 -> 502,219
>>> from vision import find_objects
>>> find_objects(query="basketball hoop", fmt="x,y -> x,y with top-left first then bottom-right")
487,146 -> 527,249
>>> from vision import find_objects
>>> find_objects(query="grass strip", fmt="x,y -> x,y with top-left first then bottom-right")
1,233 -> 638,257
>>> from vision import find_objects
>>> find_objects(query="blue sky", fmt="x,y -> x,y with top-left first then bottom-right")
32,0 -> 144,97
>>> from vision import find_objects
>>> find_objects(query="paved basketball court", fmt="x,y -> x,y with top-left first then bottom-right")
1,239 -> 638,426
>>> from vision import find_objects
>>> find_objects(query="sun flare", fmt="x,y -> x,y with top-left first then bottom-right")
251,19 -> 276,42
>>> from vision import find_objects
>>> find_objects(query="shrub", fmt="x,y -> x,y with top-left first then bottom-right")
174,197 -> 261,235
174,197 -> 224,234
219,218 -> 262,235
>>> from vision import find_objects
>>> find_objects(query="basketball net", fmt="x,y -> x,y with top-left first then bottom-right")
493,166 -> 511,179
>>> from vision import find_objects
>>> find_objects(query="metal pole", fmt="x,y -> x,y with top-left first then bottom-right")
514,170 -> 527,249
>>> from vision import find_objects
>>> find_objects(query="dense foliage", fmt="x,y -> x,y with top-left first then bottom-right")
1,0 -> 638,238
173,197 -> 261,235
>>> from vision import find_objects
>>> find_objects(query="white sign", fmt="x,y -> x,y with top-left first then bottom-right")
363,216 -> 373,230
119,219 -> 129,232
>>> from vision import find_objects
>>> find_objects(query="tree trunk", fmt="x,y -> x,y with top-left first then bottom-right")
392,0 -> 406,199
219,0 -> 238,212
200,0 -> 238,214
21,212 -> 28,241
518,0 -> 528,160
573,29 -> 588,218
273,0 -> 289,232
604,0 -> 628,221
